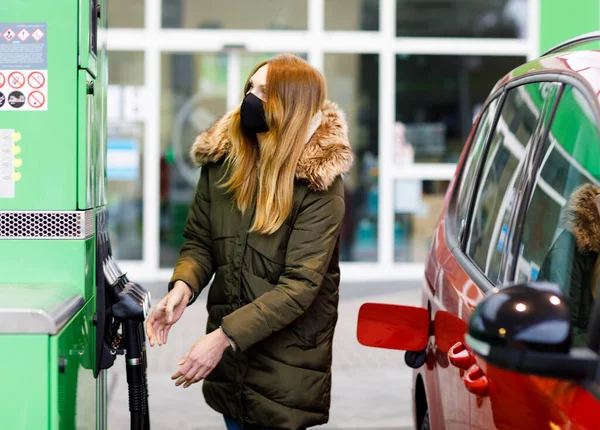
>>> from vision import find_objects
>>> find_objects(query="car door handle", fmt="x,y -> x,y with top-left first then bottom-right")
464,364 -> 490,397
448,341 -> 474,370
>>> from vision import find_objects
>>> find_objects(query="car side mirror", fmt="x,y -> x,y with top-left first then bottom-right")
357,303 -> 429,351
465,282 -> 600,380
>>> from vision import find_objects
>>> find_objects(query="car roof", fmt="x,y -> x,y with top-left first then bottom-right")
493,49 -> 600,107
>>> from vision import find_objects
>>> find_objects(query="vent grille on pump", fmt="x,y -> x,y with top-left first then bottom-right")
0,210 -> 95,239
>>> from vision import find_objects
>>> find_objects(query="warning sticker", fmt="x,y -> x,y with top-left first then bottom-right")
8,71 -> 24,89
17,28 -> 30,41
0,129 -> 16,199
0,22 -> 47,112
28,91 -> 44,108
28,71 -> 44,89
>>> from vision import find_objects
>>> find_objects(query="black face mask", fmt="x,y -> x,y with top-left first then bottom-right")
240,93 -> 269,134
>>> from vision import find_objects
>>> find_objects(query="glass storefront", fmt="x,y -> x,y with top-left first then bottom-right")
104,0 -> 535,279
162,0 -> 308,30
324,54 -> 379,261
395,55 -> 527,164
107,0 -> 144,28
394,180 -> 449,262
106,51 -> 145,260
325,0 -> 379,31
396,0 -> 528,38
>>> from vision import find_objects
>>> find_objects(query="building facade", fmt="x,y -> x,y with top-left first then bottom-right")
105,0 -> 600,282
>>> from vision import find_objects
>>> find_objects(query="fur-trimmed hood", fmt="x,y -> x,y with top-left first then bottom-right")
189,100 -> 353,192
563,183 -> 600,254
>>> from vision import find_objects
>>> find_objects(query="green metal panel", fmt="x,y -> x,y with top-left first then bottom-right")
0,0 -> 79,210
0,238 -> 95,300
78,0 -> 98,78
0,0 -> 109,428
0,335 -> 49,429
50,299 -> 96,430
95,10 -> 108,207
540,0 -> 600,54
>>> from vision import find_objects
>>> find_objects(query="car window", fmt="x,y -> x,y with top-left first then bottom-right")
466,82 -> 561,284
515,85 -> 600,347
455,98 -> 500,241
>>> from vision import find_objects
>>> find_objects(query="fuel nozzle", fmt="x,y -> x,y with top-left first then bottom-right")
102,257 -> 151,321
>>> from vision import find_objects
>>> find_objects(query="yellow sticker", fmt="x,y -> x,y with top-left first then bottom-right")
12,132 -> 21,143
12,172 -> 21,182
13,158 -> 22,168
11,145 -> 20,155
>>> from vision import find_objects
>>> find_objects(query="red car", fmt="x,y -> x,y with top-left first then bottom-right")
358,33 -> 600,430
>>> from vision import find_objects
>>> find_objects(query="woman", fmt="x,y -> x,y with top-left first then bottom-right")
146,54 -> 353,430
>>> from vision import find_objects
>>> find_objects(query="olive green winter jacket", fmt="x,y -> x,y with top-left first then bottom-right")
169,100 -> 353,429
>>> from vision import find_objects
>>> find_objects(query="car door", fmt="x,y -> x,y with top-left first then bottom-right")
438,80 -> 562,429
476,83 -> 600,429
424,95 -> 501,430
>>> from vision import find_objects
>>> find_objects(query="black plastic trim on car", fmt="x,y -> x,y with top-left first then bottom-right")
505,72 -> 567,88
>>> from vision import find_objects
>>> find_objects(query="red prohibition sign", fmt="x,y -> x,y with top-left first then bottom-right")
8,72 -> 25,89
28,91 -> 45,109
28,72 -> 45,89
0,72 -> 4,89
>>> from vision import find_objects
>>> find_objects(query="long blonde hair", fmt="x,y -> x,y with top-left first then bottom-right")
220,54 -> 326,234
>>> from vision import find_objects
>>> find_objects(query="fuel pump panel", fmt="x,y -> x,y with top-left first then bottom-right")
0,1 -> 150,429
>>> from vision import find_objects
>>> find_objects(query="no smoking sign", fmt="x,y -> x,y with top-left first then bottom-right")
28,91 -> 45,109
8,72 -> 25,89
28,72 -> 45,89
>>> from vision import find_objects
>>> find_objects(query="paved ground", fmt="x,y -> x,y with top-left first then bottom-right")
107,281 -> 421,430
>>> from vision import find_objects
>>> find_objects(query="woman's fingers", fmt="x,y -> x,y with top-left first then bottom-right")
184,362 -> 201,381
164,295 -> 175,324
177,351 -> 190,366
184,370 -> 203,388
175,375 -> 187,387
146,319 -> 155,347
181,367 -> 206,388
157,326 -> 164,346
164,325 -> 172,344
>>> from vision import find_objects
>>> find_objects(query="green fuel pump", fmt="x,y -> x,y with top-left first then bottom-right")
0,1 -> 151,429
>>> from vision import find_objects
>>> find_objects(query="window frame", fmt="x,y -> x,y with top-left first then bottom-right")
503,77 -> 600,354
467,80 -> 564,284
445,73 -> 589,293
505,75 -> 600,285
445,90 -> 505,250
445,88 -> 506,292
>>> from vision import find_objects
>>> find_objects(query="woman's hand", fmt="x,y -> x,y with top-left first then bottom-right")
171,328 -> 230,389
146,281 -> 193,347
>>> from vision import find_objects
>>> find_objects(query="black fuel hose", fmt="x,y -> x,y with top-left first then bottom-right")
123,319 -> 148,430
